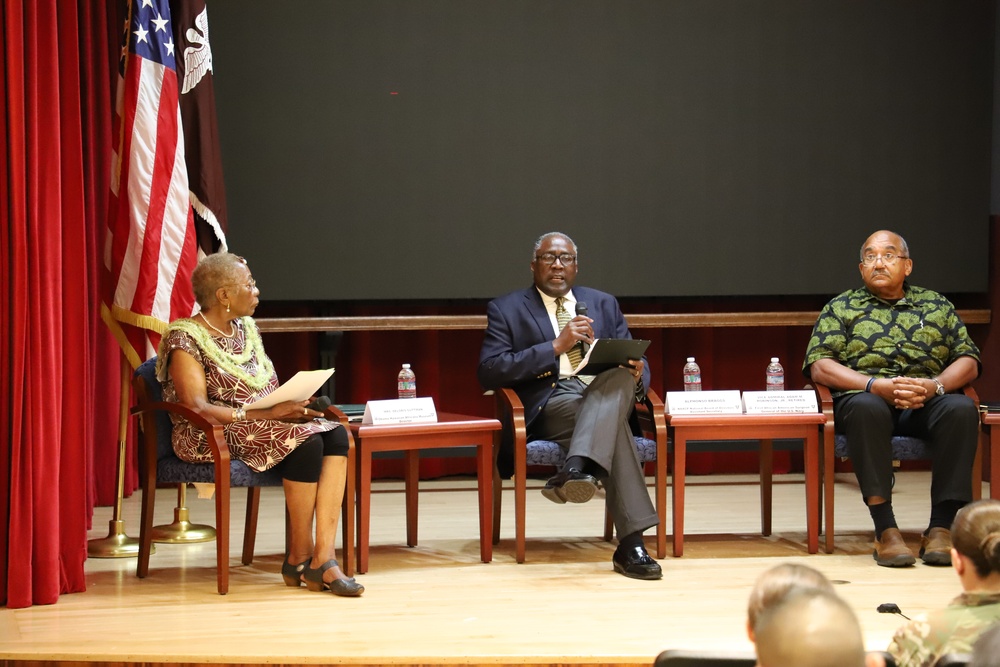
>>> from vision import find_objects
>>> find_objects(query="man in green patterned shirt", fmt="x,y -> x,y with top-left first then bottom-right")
803,230 -> 981,568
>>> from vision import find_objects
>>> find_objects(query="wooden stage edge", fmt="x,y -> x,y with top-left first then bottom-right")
1,473 -> 982,667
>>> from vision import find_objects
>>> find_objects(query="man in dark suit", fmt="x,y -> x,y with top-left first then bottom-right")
478,232 -> 661,580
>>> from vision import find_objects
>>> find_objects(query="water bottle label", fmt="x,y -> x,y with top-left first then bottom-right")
766,373 -> 784,391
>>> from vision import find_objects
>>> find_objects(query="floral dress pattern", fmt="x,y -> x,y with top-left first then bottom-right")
157,317 -> 337,472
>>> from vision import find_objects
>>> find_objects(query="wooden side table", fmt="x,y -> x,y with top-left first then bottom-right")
349,413 -> 501,573
666,412 -> 825,557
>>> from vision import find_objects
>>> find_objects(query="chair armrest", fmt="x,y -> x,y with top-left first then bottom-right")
636,389 -> 666,442
962,384 -> 979,408
324,404 -> 350,425
131,398 -> 232,467
812,382 -> 835,428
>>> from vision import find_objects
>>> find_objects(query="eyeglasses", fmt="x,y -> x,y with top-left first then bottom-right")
862,253 -> 908,266
535,253 -> 577,266
225,278 -> 257,291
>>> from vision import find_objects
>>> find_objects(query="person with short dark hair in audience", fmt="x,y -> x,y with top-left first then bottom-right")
158,252 -> 363,597
803,230 -> 981,568
754,588 -> 884,667
970,622 -> 1000,667
746,562 -> 835,643
478,232 -> 660,580
888,499 -> 1000,667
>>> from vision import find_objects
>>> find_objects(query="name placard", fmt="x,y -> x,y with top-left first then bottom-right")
666,390 -> 743,415
742,390 -> 818,415
362,397 -> 438,425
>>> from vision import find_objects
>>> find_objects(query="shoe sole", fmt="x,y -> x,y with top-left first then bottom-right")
613,561 -> 663,580
541,486 -> 567,504
873,549 -> 916,567
920,550 -> 952,566
561,478 -> 597,503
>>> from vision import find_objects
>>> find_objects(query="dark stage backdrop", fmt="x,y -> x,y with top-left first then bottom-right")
211,0 -> 993,300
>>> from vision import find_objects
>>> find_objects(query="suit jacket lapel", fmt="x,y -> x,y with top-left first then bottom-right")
522,287 -> 555,342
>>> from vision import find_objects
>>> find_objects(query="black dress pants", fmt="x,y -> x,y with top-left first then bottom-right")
833,391 -> 978,504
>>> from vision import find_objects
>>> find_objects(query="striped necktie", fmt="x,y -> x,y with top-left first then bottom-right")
556,297 -> 584,371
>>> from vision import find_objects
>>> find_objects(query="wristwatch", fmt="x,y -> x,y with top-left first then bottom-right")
932,378 -> 946,396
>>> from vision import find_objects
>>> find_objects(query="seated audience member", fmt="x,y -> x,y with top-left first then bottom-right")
755,588 -> 884,667
746,562 -> 835,642
158,252 -> 363,597
970,622 -> 1000,667
803,230 -> 981,568
888,499 -> 1000,667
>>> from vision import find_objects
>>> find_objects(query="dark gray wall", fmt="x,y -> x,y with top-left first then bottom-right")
212,1 -> 994,300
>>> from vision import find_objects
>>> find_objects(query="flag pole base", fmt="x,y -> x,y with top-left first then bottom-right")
88,519 -> 149,558
152,506 -> 216,543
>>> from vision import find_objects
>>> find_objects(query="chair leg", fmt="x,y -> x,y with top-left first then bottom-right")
823,427 -> 835,554
972,430 -> 984,501
215,479 -> 231,595
242,487 -> 261,565
492,465 -> 502,546
989,425 -> 1000,501
137,482 -> 156,579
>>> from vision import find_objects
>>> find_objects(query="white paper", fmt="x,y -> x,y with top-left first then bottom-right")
245,369 -> 335,410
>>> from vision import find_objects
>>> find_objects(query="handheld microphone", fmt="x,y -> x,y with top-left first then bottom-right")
305,396 -> 332,413
575,301 -> 590,352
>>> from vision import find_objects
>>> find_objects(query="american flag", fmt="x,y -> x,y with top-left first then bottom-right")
102,0 -> 225,368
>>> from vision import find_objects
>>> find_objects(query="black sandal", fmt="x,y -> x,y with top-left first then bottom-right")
281,556 -> 309,587
303,559 -> 364,597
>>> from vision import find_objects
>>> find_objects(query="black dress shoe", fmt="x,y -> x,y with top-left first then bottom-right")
541,468 -> 598,504
612,544 -> 662,580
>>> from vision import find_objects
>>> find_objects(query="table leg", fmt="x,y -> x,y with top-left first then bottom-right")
405,449 -> 419,547
358,449 -> 371,574
672,433 -> 686,557
759,439 -> 773,536
804,432 -> 819,554
477,440 -> 493,563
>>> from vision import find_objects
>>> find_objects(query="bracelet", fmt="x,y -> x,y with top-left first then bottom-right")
865,377 -> 876,393
231,405 -> 246,422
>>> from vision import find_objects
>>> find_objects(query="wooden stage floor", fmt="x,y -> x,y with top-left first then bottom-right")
0,471 -> 975,667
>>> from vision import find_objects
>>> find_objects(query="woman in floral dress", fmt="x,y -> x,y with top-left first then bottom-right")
157,253 -> 362,597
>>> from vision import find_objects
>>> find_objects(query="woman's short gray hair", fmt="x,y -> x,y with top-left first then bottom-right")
191,253 -> 246,310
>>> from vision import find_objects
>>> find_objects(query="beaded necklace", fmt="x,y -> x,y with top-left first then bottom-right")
157,317 -> 275,391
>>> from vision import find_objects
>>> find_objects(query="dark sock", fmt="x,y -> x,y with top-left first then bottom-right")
868,501 -> 897,539
618,531 -> 643,551
928,500 -> 966,532
563,455 -> 588,473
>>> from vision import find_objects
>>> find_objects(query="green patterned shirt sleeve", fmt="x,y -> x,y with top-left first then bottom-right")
887,593 -> 1000,667
802,284 -> 980,392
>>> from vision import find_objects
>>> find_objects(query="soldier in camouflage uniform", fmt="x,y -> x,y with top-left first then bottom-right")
888,499 -> 1000,667
803,230 -> 981,568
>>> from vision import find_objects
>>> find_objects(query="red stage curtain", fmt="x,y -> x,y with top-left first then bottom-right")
1,0 -> 124,608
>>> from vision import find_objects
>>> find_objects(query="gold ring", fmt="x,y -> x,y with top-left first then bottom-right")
303,407 -> 307,415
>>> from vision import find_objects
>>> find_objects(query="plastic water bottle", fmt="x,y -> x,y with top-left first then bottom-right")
397,363 -> 416,399
683,357 -> 702,391
766,357 -> 785,391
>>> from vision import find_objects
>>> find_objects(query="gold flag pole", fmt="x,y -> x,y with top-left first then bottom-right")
88,353 -> 150,558
151,482 -> 215,543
